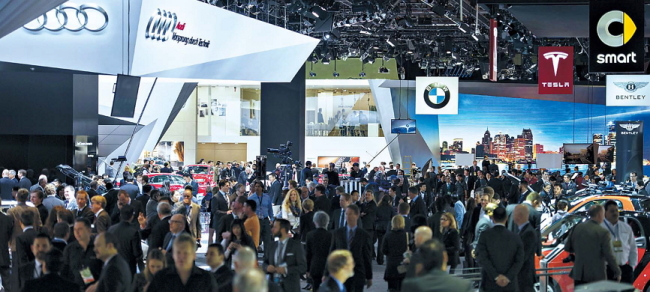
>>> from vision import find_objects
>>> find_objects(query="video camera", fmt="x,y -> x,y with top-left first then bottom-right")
267,141 -> 302,166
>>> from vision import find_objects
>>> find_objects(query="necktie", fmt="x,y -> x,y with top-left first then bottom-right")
166,235 -> 176,251
347,229 -> 355,249
275,241 -> 284,265
339,210 -> 345,228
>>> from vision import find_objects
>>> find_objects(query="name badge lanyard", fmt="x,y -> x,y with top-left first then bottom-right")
604,220 -> 620,241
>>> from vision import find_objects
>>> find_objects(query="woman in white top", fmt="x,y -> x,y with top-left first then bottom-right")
281,189 -> 302,231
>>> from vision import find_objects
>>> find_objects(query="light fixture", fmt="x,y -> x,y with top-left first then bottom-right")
471,34 -> 479,41
322,58 -> 330,64
360,30 -> 372,35
359,72 -> 366,77
309,62 -> 316,77
458,23 -> 470,33
386,38 -> 395,47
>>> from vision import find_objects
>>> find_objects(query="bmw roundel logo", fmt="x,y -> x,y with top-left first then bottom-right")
423,82 -> 450,109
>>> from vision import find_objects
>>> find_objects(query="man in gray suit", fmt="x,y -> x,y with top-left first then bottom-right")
477,206 -> 524,292
263,219 -> 307,292
565,204 -> 621,286
401,238 -> 473,292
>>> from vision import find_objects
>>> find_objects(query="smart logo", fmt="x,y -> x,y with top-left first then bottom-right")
596,10 -> 638,64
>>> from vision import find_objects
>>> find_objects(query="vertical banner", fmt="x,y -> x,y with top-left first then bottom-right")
415,77 -> 459,115
538,46 -> 574,94
489,19 -> 498,82
615,121 -> 643,183
589,0 -> 644,73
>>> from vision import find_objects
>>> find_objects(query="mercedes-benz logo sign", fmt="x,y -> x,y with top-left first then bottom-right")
24,3 -> 108,32
145,9 -> 177,42
423,82 -> 451,109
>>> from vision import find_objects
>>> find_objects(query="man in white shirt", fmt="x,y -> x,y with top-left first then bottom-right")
602,200 -> 637,283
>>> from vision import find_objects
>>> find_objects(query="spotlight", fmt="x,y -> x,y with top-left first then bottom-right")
458,23 -> 470,33
378,67 -> 390,73
471,34 -> 479,41
359,72 -> 366,77
322,58 -> 330,64
360,30 -> 372,35
386,38 -> 395,47
309,71 -> 317,77
383,55 -> 390,61
333,71 -> 340,77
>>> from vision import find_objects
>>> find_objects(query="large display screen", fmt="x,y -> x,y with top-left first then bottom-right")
391,119 -> 417,134
435,94 -> 650,173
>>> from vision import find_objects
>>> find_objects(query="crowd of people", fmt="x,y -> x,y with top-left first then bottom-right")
0,158 -> 638,292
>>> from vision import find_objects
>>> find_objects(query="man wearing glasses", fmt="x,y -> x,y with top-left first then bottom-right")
175,190 -> 202,247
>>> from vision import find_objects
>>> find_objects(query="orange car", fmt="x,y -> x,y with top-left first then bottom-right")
567,194 -> 650,214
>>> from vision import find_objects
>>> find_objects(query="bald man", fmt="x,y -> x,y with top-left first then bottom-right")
514,205 -> 536,292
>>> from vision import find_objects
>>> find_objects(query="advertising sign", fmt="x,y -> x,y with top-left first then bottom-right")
615,121 -> 643,183
538,46 -> 574,94
489,19 -> 498,82
589,0 -> 644,72
606,75 -> 650,106
415,77 -> 459,115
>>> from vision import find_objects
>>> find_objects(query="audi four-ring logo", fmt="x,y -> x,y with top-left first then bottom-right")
24,3 -> 108,32
145,9 -> 177,42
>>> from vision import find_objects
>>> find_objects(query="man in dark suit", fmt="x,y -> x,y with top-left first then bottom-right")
16,233 -> 51,291
513,205 -> 537,292
0,170 -> 16,201
0,200 -> 12,290
306,211 -> 333,292
565,204 -> 621,285
439,177 -> 456,196
87,232 -> 132,292
477,206 -> 524,292
517,181 -> 532,204
263,218 -> 307,292
22,249 -> 79,292
300,161 -> 314,186
401,238 -> 473,292
138,201 -> 172,249
330,204 -> 372,292
319,250 -> 355,292
103,183 -> 119,217
506,192 -> 542,256
135,185 -> 152,209
161,214 -> 189,266
330,194 -> 363,230
268,174 -> 283,214
211,181 -> 231,242
111,190 -> 144,227
207,243 -> 233,292
408,186 -> 426,219
73,190 -> 95,223
51,222 -> 69,252
183,173 -> 200,197
108,205 -> 143,275
313,185 -> 331,215
17,170 -> 31,190
119,177 -> 140,200
323,164 -> 340,187
29,190 -> 48,225
16,212 -> 38,268
91,195 -> 112,234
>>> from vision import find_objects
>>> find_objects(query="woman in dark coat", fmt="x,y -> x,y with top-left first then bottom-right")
375,194 -> 395,265
382,215 -> 408,292
440,212 -> 461,274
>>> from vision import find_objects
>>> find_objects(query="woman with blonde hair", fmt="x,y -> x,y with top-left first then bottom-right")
440,212 -> 460,274
281,189 -> 302,231
132,249 -> 167,292
382,215 -> 408,292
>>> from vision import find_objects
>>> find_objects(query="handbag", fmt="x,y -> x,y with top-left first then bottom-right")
397,232 -> 410,274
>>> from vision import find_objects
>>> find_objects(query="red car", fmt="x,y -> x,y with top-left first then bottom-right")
182,164 -> 214,193
146,173 -> 186,194
538,211 -> 650,292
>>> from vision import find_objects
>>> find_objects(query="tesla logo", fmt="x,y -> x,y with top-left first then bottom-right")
543,52 -> 568,76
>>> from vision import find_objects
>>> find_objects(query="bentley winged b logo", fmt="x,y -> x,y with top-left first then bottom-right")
620,123 -> 641,131
614,81 -> 649,93
543,52 -> 569,76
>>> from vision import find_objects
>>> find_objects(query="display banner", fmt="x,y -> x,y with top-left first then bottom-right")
538,46 -> 573,94
606,75 -> 650,106
489,19 -> 498,82
589,0 -> 644,73
415,77 -> 458,115
615,121 -> 643,183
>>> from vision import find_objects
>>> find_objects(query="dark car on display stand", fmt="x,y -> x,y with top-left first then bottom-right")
536,211 -> 650,292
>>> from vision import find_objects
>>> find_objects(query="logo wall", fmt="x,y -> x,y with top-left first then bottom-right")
589,0 -> 644,72
144,8 -> 210,48
538,46 -> 573,94
606,75 -> 650,106
24,3 -> 109,32
415,77 -> 458,115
